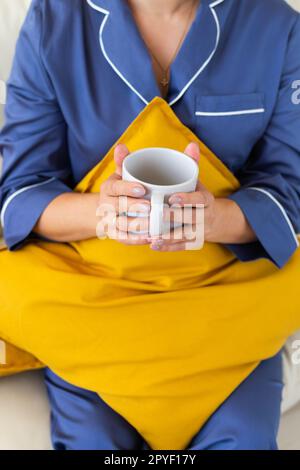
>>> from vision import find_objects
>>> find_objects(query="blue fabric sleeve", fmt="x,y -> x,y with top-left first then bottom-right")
226,15 -> 300,269
0,0 -> 73,250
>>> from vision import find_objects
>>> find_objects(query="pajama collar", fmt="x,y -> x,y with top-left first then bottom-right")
86,0 -> 231,106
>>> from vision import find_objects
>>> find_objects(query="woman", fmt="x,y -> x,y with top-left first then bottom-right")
0,0 -> 299,450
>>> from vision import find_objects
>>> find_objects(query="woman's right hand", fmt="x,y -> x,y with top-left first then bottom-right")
96,144 -> 152,245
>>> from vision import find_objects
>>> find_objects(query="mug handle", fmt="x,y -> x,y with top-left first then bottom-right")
149,192 -> 165,237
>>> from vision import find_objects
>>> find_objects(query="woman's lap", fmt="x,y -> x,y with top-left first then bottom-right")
44,351 -> 283,450
0,243 -> 290,448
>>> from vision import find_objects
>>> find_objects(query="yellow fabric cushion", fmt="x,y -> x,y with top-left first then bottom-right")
0,97 -> 300,450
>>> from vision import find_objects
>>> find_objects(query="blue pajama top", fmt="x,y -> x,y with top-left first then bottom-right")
0,0 -> 300,268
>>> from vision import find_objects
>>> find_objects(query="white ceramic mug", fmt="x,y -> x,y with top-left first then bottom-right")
122,147 -> 199,237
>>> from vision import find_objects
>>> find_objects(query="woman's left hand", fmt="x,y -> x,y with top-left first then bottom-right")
149,142 -> 216,252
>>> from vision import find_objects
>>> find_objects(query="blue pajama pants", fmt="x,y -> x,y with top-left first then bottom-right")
44,352 -> 283,450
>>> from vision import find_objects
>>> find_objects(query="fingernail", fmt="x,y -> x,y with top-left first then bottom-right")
169,196 -> 182,205
151,244 -> 162,251
132,186 -> 145,196
151,238 -> 164,244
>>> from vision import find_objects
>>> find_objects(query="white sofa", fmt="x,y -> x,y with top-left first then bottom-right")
1,0 -> 300,450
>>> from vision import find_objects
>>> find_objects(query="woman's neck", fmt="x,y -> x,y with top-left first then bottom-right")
127,0 -> 197,18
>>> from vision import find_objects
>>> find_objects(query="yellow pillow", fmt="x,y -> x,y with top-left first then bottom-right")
0,96 -> 299,450
0,96 -> 239,377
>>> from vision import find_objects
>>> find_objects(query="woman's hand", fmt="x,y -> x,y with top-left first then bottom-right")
96,143 -> 152,245
33,144 -> 152,244
148,143 -> 257,252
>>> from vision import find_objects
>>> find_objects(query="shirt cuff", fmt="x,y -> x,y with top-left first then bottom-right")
1,178 -> 73,250
226,187 -> 299,268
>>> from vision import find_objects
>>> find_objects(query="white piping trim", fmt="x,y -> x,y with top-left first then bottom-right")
246,187 -> 300,247
86,0 -> 225,107
86,0 -> 109,15
86,0 -> 149,105
209,0 -> 227,6
0,178 -> 56,228
195,108 -> 265,117
168,0 -> 225,107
